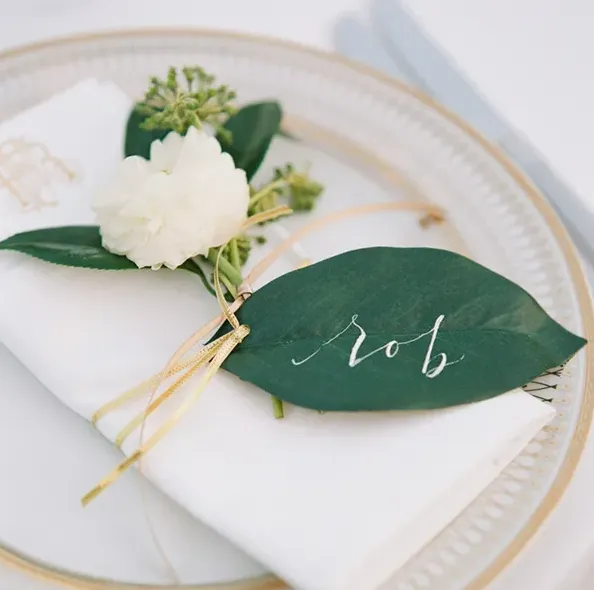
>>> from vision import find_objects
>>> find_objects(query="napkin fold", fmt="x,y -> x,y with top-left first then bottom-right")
0,83 -> 555,590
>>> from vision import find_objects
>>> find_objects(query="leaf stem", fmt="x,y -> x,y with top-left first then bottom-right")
219,273 -> 237,298
207,248 -> 243,286
229,238 -> 241,271
249,178 -> 286,209
272,396 -> 284,419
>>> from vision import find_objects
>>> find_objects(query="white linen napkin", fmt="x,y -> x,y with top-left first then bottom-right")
0,78 -> 131,241
0,83 -> 555,590
0,79 -> 272,583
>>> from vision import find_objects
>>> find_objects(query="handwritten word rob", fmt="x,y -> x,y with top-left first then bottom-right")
291,314 -> 464,379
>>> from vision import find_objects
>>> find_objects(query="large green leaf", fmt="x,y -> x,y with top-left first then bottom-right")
215,247 -> 586,412
0,226 -> 138,269
124,108 -> 171,159
217,101 -> 282,180
0,226 -> 210,286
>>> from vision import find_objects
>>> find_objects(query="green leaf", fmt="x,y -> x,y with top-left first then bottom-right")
124,102 -> 283,178
124,107 -> 171,159
0,226 -> 138,270
215,247 -> 587,412
179,258 -> 216,296
0,228 -> 221,294
217,101 -> 282,180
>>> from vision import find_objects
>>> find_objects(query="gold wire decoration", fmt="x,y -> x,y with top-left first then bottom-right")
0,138 -> 75,209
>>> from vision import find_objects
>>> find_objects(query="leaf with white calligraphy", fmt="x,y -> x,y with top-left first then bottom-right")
214,247 -> 587,412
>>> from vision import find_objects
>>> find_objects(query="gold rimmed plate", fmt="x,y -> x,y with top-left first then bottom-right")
0,29 -> 591,590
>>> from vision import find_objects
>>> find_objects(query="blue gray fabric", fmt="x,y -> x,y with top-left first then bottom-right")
334,0 -> 594,266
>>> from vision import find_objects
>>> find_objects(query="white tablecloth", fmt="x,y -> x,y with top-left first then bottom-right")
0,1 -> 592,588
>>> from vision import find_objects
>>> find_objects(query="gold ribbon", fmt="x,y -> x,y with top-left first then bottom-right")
83,201 -> 446,506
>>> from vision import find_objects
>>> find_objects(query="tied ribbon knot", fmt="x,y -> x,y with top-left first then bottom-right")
82,201 -> 447,506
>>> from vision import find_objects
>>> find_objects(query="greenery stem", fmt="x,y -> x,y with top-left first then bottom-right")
229,238 -> 241,271
207,248 -> 243,286
219,273 -> 237,299
272,396 -> 285,419
249,178 -> 287,209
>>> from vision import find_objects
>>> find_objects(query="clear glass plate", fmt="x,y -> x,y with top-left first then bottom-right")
0,29 -> 591,590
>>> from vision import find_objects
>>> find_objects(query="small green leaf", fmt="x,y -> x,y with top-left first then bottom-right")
124,107 -> 171,158
124,102 -> 283,178
179,258 -> 216,296
215,247 -> 587,412
217,101 -> 282,180
0,226 -> 138,270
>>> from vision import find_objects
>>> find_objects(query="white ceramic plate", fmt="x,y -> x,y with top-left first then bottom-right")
0,30 -> 591,590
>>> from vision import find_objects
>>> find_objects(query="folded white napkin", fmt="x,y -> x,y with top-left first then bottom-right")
0,78 -> 131,242
0,80 -> 269,584
0,83 -> 555,590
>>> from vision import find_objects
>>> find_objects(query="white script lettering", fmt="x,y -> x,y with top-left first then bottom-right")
291,314 -> 464,378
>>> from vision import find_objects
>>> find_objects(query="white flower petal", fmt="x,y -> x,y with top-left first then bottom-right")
94,128 -> 249,269
150,131 -> 184,172
173,128 -> 222,176
93,157 -> 151,209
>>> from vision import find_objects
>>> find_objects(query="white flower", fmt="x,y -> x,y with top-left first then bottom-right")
93,127 -> 249,270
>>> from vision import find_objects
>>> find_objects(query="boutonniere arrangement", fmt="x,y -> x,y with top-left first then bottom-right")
0,67 -> 323,297
0,66 -> 587,503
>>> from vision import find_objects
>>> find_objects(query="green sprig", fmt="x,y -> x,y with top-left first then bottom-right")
278,164 -> 325,212
221,235 -> 252,270
207,168 -> 324,292
137,66 -> 237,138
248,164 -> 324,217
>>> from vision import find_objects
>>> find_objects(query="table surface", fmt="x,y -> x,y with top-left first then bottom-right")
0,1 -> 592,589
401,0 -> 594,218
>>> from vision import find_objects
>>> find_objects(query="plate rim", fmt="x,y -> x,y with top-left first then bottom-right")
0,27 -> 591,590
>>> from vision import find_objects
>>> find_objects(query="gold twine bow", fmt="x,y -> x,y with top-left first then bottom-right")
82,201 -> 447,506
